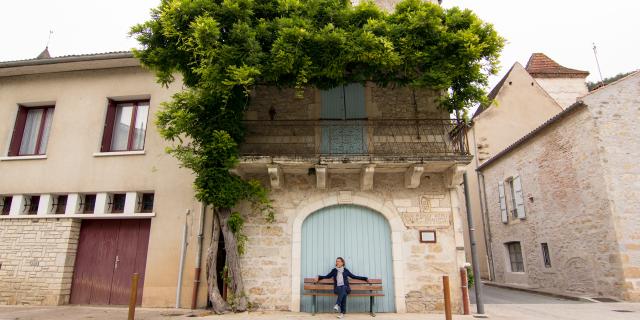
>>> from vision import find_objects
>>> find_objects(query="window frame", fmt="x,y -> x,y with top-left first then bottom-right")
139,193 -> 154,213
101,99 -> 150,152
82,194 -> 97,214
27,195 -> 40,215
9,105 -> 55,156
1,196 -> 12,215
541,243 -> 552,268
507,178 -> 518,219
54,195 -> 68,215
111,193 -> 126,213
506,241 -> 525,273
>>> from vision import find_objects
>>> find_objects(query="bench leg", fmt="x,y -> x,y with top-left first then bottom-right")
312,295 -> 317,316
370,296 -> 376,317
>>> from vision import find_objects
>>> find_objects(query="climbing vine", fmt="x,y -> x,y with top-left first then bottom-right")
131,0 -> 503,311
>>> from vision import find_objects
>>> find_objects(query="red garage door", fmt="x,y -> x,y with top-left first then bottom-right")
70,219 -> 151,305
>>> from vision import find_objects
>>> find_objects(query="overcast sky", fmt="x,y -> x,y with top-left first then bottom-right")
1,0 -> 638,87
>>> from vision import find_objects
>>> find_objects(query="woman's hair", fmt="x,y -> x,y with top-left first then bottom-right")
336,257 -> 345,266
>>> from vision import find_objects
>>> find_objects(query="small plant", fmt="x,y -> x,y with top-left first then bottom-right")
466,266 -> 475,288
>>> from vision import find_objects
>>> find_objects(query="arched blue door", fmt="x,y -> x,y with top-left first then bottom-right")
301,205 -> 395,313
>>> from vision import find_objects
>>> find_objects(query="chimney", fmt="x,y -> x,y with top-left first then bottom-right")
526,53 -> 589,109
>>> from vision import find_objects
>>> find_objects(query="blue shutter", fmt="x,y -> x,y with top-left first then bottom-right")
344,83 -> 366,119
320,84 -> 367,154
320,86 -> 345,119
301,205 -> 396,313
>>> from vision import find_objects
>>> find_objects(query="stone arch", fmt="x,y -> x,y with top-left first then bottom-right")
290,192 -> 407,313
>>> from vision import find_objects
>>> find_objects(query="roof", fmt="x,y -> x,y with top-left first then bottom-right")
477,101 -> 587,171
525,53 -> 589,79
0,51 -> 134,68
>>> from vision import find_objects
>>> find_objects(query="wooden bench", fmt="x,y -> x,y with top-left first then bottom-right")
303,278 -> 384,316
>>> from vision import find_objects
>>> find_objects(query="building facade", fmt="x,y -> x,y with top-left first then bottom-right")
0,51 -> 471,313
477,71 -> 640,301
460,54 -> 586,279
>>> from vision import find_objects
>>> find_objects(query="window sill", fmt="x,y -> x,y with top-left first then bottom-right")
93,150 -> 145,157
0,155 -> 47,161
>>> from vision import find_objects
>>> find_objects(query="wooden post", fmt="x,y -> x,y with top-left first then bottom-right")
460,268 -> 470,315
443,275 -> 452,320
128,273 -> 139,320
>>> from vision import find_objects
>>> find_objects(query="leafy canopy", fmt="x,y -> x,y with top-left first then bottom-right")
131,0 -> 503,211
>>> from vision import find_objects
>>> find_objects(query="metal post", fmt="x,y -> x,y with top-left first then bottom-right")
460,267 -> 470,315
443,275 -> 452,320
128,273 -> 139,320
463,172 -> 485,314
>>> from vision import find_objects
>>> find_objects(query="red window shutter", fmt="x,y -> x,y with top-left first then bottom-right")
101,101 -> 117,152
8,107 -> 28,156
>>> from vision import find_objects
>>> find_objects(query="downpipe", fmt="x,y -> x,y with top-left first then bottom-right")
176,209 -> 190,308
191,203 -> 206,309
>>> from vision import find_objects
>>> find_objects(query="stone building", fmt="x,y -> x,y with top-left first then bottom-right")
460,53 -> 587,279
0,46 -> 471,313
476,71 -> 640,301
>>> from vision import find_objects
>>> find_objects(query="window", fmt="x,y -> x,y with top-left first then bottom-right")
8,106 -> 55,156
506,242 -> 524,272
1,196 -> 12,215
82,194 -> 96,214
54,195 -> 68,214
508,178 -> 518,219
541,243 -> 552,268
101,100 -> 149,152
27,195 -> 40,215
140,193 -> 154,213
111,194 -> 126,213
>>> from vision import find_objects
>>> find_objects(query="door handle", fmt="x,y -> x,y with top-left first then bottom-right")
114,255 -> 120,269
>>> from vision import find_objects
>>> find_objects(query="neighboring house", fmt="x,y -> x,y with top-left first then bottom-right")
477,71 -> 640,302
526,53 -> 590,109
460,54 -> 587,279
0,52 -> 472,312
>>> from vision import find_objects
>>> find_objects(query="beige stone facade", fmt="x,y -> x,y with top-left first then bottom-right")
0,51 -> 471,313
477,71 -> 640,301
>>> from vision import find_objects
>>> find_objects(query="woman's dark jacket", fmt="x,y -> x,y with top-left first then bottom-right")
318,268 -> 368,294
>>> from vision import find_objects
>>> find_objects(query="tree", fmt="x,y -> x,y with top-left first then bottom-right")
587,71 -> 635,91
131,0 -> 503,312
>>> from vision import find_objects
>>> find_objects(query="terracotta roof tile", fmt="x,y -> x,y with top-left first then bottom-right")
526,53 -> 589,78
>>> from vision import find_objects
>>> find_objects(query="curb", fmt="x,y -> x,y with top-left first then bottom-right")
481,281 -> 592,302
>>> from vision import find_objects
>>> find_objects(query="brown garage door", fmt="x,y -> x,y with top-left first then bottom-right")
70,219 -> 151,305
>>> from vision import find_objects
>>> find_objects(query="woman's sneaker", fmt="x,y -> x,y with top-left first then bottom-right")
337,314 -> 344,319
333,304 -> 340,313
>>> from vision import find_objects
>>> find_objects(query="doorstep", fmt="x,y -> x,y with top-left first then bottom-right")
481,281 -> 592,302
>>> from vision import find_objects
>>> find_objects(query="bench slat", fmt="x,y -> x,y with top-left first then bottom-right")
303,278 -> 382,284
304,285 -> 383,291
303,293 -> 385,297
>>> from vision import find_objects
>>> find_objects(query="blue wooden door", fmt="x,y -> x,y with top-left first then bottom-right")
320,84 -> 367,154
301,205 -> 395,313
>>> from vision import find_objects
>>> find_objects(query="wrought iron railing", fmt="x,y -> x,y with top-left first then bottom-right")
239,119 -> 469,160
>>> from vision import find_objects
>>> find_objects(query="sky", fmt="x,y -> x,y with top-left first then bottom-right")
1,0 -> 638,87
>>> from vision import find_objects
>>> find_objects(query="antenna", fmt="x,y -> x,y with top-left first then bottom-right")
592,43 -> 604,86
46,30 -> 53,48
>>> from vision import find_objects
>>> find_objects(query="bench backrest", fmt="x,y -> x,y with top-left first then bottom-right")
303,278 -> 383,292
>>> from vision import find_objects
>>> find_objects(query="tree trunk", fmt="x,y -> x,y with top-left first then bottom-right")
206,209 -> 229,314
217,207 -> 248,312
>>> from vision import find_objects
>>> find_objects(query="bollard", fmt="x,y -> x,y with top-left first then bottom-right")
460,268 -> 470,315
128,273 -> 140,320
443,275 -> 452,320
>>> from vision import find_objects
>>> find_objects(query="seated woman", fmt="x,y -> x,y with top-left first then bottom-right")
316,257 -> 368,319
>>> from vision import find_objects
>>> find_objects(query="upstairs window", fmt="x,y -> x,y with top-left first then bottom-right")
8,106 -> 55,156
81,194 -> 97,214
139,193 -> 154,213
101,100 -> 149,152
54,195 -> 68,214
27,195 -> 40,215
111,193 -> 126,213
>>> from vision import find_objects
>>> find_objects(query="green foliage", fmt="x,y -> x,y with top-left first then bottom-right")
228,211 -> 248,255
131,0 -> 502,249
466,265 -> 475,288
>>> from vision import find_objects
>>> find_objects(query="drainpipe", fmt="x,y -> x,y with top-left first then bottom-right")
176,209 -> 190,308
478,171 -> 496,282
191,203 -> 206,309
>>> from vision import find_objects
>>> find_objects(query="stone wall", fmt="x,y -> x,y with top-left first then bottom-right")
235,171 -> 465,313
582,72 -> 640,301
480,106 -> 626,299
0,219 -> 80,305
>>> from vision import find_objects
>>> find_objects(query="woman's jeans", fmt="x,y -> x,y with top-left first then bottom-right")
336,285 -> 348,314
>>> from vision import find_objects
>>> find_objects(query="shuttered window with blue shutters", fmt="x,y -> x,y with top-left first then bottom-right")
320,84 -> 367,155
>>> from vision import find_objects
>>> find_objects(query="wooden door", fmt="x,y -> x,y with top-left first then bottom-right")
70,219 -> 151,305
300,205 -> 395,313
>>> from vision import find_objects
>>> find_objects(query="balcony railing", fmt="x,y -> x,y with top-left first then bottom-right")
239,119 -> 470,161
